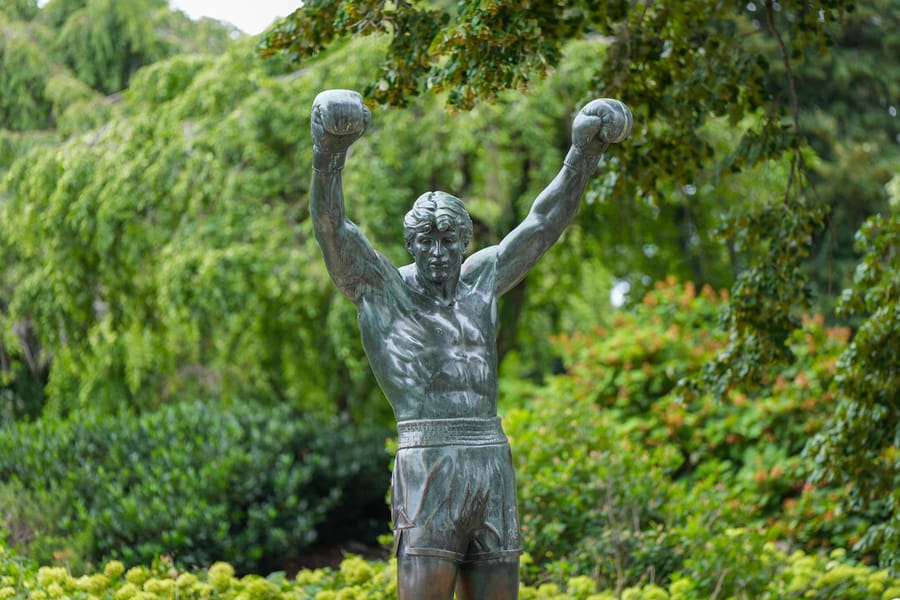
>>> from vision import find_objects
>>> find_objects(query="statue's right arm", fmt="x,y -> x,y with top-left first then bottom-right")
310,166 -> 383,303
309,90 -> 382,303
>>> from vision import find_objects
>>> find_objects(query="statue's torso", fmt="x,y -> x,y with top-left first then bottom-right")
357,250 -> 499,421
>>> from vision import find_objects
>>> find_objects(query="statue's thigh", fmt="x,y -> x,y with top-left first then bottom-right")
455,557 -> 519,600
397,555 -> 458,600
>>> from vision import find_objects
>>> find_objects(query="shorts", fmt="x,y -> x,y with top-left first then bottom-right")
391,417 -> 522,563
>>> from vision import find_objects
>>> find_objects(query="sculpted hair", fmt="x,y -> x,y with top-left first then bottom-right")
404,191 -> 473,252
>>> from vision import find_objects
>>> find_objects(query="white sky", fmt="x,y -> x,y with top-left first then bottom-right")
168,0 -> 301,35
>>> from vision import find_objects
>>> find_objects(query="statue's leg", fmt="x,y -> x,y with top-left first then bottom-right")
397,554 -> 459,600
454,556 -> 519,600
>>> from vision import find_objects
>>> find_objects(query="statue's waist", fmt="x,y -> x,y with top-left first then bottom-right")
396,417 -> 507,449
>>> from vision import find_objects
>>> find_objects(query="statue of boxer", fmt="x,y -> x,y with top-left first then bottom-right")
309,89 -> 631,600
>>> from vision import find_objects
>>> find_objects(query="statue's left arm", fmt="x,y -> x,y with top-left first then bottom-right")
493,99 -> 632,296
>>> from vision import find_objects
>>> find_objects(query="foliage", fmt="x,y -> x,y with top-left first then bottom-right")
701,187 -> 827,397
0,0 -> 38,22
259,3 -> 900,526
0,0 -> 235,134
809,180 -> 900,570
0,25 -> 828,421
0,19 -> 55,131
54,0 -> 167,94
502,280 -> 881,589
259,0 -> 898,229
256,0 -> 882,215
1,35 -> 627,419
784,0 -> 900,309
1,39 -> 369,418
1,539 -> 899,600
0,0 -> 245,419
5,278 -> 892,587
0,399 -> 391,573
1,0 -> 898,584
4,0 -> 898,427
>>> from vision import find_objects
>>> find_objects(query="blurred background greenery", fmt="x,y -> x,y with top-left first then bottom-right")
0,0 -> 897,592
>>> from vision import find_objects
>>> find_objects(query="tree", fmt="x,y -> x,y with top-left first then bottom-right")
809,176 -> 899,571
2,33 -> 628,420
0,0 -> 242,421
0,0 -> 236,135
1,0 -> 897,574
0,18 -> 55,131
259,0 -> 894,387
0,0 -> 38,21
258,1 -> 862,385
759,0 -> 900,311
260,0 -> 900,566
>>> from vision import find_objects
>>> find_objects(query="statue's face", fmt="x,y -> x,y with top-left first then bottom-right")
410,228 -> 463,284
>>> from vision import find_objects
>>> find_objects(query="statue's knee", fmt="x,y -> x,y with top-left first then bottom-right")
455,557 -> 519,600
397,555 -> 459,600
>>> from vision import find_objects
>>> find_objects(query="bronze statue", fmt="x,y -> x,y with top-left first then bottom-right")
309,89 -> 631,600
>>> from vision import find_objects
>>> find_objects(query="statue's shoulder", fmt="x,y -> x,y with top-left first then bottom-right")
356,251 -> 409,304
461,246 -> 499,285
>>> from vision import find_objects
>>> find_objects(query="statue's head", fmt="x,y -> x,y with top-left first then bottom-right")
404,191 -> 472,283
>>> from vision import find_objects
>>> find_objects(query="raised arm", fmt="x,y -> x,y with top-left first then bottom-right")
493,99 -> 632,296
309,90 -> 383,303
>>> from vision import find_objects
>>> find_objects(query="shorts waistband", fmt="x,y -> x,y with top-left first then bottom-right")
396,417 -> 507,449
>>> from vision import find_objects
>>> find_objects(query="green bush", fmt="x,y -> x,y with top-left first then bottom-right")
503,280 -> 882,589
0,400 -> 392,573
2,281 -> 889,587
1,538 -> 898,600
506,395 -> 684,588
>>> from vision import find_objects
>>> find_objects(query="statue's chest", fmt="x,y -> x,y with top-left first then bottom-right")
359,290 -> 496,362
393,296 -> 494,350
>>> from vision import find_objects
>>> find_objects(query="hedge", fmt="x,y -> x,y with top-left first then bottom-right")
0,400 -> 392,573
0,540 -> 898,600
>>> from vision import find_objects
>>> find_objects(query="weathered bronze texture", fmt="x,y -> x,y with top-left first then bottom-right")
309,89 -> 631,600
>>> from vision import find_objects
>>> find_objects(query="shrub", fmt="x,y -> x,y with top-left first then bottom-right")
506,395 -> 684,589
502,280 -> 882,588
1,538 -> 898,600
0,400 -> 391,573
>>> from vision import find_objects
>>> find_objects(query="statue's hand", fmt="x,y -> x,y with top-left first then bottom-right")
310,89 -> 371,154
572,98 -> 632,155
